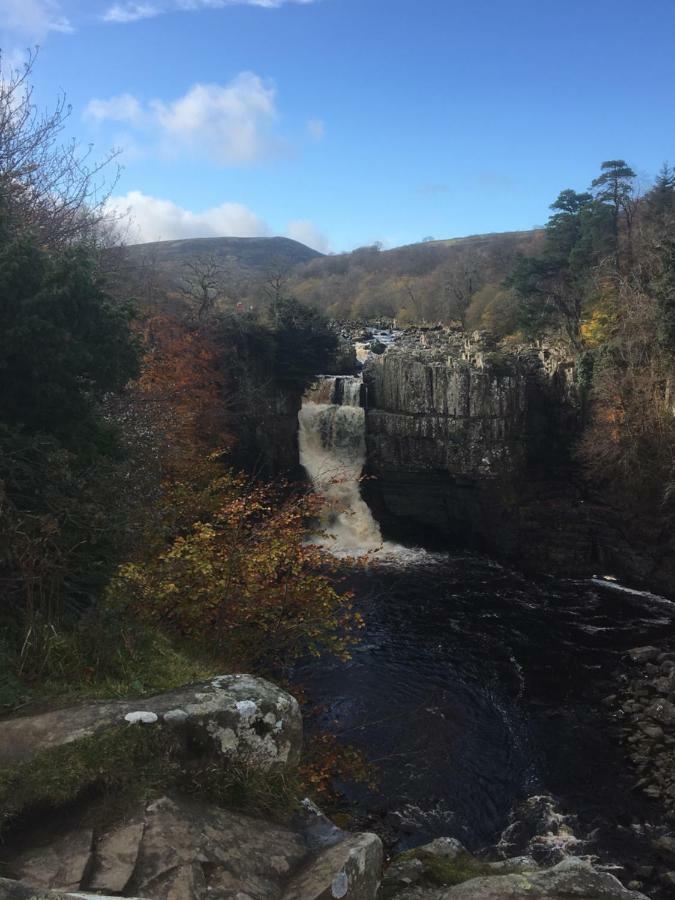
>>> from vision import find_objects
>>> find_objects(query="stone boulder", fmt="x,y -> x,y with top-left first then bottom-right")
282,832 -> 383,900
0,879 -> 143,899
126,794 -> 308,898
1,795 -> 383,900
437,857 -> 648,899
0,674 -> 302,770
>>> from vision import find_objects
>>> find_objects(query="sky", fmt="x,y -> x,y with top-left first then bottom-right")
2,0 -> 675,252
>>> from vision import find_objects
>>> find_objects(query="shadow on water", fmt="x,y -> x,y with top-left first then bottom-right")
294,554 -> 674,854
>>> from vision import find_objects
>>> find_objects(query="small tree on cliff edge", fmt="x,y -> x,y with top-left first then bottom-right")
591,159 -> 636,273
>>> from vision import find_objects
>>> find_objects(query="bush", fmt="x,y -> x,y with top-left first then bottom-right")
112,474 -> 360,671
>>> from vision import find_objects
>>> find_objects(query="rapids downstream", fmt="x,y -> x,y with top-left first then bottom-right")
295,355 -> 675,889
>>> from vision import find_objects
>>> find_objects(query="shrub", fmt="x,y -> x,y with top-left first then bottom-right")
112,475 -> 360,671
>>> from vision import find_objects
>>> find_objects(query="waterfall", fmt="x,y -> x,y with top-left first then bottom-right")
299,375 -> 385,555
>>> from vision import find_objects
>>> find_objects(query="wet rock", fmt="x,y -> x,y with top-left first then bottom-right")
282,832 -> 383,900
297,798 -> 349,852
652,834 -> 675,862
638,722 -> 664,740
494,795 -> 580,865
440,856 -> 649,898
628,647 -> 661,663
10,828 -> 94,892
418,838 -> 466,859
381,838 -> 469,895
487,856 -> 538,874
646,699 -> 675,727
0,674 -> 302,770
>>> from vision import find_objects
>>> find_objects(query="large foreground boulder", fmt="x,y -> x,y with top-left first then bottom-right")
441,857 -> 649,898
282,832 -> 383,900
0,674 -> 302,770
383,856 -> 649,900
0,795 -> 383,900
381,839 -> 650,900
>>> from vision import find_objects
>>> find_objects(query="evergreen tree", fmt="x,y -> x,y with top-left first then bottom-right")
0,223 -> 139,452
590,160 -> 636,271
507,190 -> 595,346
646,163 -> 675,229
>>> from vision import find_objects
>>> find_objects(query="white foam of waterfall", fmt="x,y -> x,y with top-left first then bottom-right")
355,342 -> 370,364
299,375 -> 386,555
300,367 -> 444,564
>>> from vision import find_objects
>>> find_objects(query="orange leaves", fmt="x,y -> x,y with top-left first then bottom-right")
114,472 -> 359,670
133,314 -> 232,477
111,313 -> 361,674
300,730 -> 377,804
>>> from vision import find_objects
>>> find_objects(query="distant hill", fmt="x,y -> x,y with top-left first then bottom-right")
115,229 -> 542,331
288,229 -> 544,327
122,235 -> 322,281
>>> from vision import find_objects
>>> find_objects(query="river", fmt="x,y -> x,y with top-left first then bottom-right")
294,358 -> 675,888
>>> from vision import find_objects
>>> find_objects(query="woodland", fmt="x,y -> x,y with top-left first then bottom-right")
1,56 -> 673,749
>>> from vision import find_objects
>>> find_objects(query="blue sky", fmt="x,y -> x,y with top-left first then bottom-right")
2,0 -> 675,252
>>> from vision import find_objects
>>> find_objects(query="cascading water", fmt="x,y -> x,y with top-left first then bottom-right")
294,343 -> 675,888
298,374 -> 386,555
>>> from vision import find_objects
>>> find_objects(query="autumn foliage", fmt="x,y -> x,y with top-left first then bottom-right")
115,479 -> 359,669
134,314 -> 230,472
111,313 -> 360,671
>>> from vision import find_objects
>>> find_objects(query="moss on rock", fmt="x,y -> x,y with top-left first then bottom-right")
0,720 -> 299,836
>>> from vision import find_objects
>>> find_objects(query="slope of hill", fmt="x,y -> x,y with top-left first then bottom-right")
289,229 -> 543,326
123,235 -> 322,280
115,229 -> 542,330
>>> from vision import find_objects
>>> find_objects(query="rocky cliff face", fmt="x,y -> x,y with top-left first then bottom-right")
362,329 -> 609,575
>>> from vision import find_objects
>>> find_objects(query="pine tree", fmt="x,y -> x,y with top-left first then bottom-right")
591,160 -> 636,272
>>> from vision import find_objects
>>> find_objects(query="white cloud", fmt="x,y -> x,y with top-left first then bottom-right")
84,93 -> 144,124
106,191 -> 332,252
87,73 -> 280,166
0,0 -> 72,40
286,219 -> 330,253
103,0 -> 316,24
106,190 -> 270,242
103,3 -> 160,22
306,118 -> 325,141
152,74 -> 277,164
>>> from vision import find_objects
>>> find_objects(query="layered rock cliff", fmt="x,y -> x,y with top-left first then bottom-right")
362,328 -> 645,579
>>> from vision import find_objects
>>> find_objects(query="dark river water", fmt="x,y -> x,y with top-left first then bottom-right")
295,554 -> 674,863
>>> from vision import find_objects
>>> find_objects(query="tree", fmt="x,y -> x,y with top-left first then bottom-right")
114,481 -> 359,670
0,51 -> 120,247
508,190 -> 595,346
0,226 -> 139,452
0,219 -> 140,671
181,255 -> 230,321
269,297 -> 339,391
645,163 -> 675,232
591,159 -> 636,271
263,266 -> 290,323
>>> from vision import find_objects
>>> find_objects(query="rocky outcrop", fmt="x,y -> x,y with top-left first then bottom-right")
614,646 -> 675,819
362,329 -> 592,571
0,795 -> 382,900
380,838 -> 649,900
433,858 -> 649,899
0,674 -> 385,900
283,832 -> 383,900
0,674 -> 302,769
360,328 -> 673,586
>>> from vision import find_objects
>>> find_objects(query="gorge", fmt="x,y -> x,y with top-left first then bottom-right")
292,328 -> 675,897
